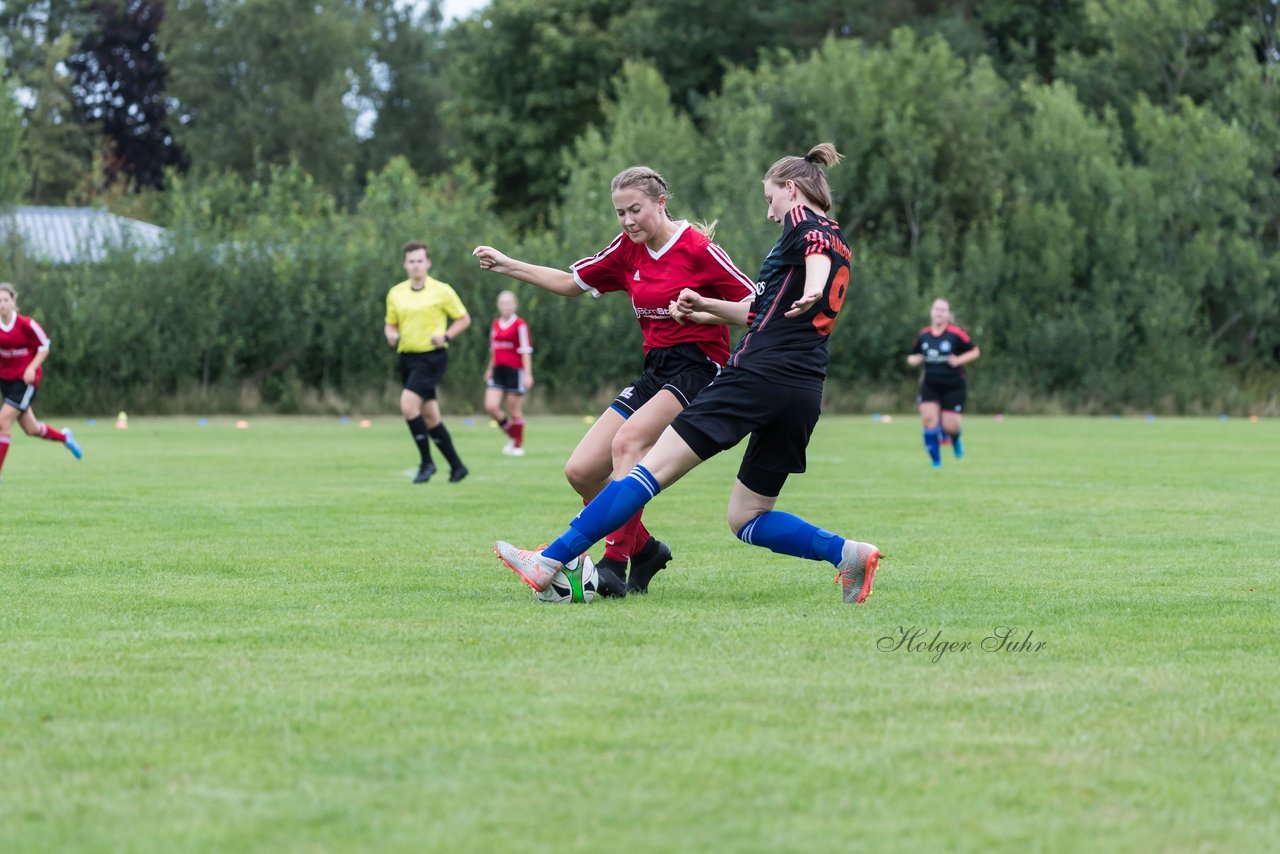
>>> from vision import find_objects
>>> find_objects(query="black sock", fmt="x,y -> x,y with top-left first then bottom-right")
633,536 -> 658,563
429,423 -> 464,469
407,416 -> 433,465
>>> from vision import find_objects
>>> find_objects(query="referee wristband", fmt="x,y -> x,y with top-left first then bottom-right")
443,334 -> 451,343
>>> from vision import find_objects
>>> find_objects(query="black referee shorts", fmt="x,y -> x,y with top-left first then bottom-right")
918,377 -> 966,412
400,350 -> 449,400
610,343 -> 720,417
0,377 -> 37,412
671,368 -> 822,498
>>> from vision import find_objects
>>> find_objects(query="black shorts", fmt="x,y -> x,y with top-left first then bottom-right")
671,368 -> 822,498
919,378 -> 966,412
0,378 -> 37,412
610,343 -> 720,417
487,365 -> 527,395
400,350 -> 449,400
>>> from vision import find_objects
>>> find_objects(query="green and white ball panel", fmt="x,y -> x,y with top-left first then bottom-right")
534,556 -> 598,604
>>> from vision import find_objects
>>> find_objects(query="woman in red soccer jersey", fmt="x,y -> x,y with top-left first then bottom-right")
907,298 -> 980,468
473,166 -> 755,596
0,283 -> 82,479
483,290 -> 533,456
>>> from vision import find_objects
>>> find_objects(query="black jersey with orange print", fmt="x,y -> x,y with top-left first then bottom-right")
726,205 -> 852,390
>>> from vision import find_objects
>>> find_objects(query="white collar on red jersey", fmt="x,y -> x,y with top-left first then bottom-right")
645,221 -> 689,260
0,314 -> 17,333
496,314 -> 520,330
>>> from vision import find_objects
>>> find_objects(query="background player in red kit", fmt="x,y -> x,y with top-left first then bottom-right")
483,290 -> 533,456
473,166 -> 755,596
493,144 -> 882,606
907,298 -> 980,467
0,282 -> 82,479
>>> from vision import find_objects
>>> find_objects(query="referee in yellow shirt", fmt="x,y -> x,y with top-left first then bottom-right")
385,240 -> 471,483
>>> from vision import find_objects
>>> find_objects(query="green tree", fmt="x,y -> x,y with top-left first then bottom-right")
1,1 -> 97,201
356,0 -> 452,185
442,0 -> 624,223
554,62 -> 709,251
976,0 -> 1093,82
0,0 -> 93,80
0,70 -> 29,206
1133,95 -> 1276,381
20,32 -> 94,201
440,0 -> 923,224
1058,0 -> 1266,121
162,0 -> 376,194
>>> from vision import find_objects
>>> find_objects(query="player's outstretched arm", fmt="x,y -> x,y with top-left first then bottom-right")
783,254 -> 832,318
473,246 -> 582,297
675,288 -> 750,326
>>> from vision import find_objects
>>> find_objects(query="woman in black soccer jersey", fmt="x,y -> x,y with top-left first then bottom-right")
494,144 -> 884,606
907,298 -> 980,467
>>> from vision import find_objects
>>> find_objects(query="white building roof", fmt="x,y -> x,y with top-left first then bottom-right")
2,206 -> 167,264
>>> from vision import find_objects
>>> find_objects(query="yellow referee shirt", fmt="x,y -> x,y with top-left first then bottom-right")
385,277 -> 468,353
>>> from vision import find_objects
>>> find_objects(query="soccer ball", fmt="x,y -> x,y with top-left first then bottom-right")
534,556 -> 598,604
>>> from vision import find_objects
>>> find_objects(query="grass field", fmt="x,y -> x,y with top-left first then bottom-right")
2,413 -> 1277,853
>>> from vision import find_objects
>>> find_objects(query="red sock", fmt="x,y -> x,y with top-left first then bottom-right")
635,521 -> 652,555
38,423 -> 67,443
604,510 -> 645,562
0,435 -> 9,474
511,418 -> 524,447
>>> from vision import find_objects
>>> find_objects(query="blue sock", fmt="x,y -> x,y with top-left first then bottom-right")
543,465 -> 661,565
924,428 -> 942,466
949,430 -> 963,458
736,511 -> 846,566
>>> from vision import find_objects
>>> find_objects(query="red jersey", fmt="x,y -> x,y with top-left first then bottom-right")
0,313 -> 50,385
490,314 -> 532,369
570,222 -> 754,365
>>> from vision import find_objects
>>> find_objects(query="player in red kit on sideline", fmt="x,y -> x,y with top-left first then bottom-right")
473,166 -> 755,597
0,283 -> 82,480
483,290 -> 533,456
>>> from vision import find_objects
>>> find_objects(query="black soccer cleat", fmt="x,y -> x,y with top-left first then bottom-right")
593,556 -> 628,598
414,462 -> 438,484
448,465 -> 469,483
627,538 -> 672,594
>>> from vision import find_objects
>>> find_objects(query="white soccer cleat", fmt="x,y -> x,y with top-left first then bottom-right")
502,439 -> 515,455
836,541 -> 881,604
494,541 -> 562,591
508,446 -> 525,457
